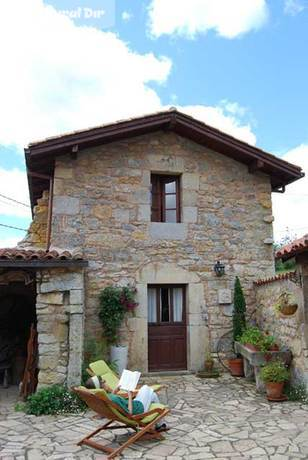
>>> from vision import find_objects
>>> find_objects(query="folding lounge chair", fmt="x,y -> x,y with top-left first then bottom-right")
73,386 -> 170,459
87,360 -> 165,396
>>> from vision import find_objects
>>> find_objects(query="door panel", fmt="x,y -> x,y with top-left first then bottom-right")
148,285 -> 187,371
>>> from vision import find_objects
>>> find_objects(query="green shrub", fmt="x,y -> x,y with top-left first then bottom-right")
98,285 -> 138,345
23,385 -> 86,416
232,277 -> 246,344
260,360 -> 290,383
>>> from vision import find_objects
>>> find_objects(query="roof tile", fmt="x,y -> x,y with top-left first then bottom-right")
276,234 -> 308,260
0,248 -> 84,262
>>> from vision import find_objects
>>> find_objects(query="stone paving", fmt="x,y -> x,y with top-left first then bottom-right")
0,374 -> 308,459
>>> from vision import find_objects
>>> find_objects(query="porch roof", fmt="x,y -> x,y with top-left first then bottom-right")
0,248 -> 88,268
276,234 -> 308,261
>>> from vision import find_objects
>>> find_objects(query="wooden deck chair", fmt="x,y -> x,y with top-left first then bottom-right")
87,360 -> 165,396
73,386 -> 170,459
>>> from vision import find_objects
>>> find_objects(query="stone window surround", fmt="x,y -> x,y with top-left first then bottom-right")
151,173 -> 181,223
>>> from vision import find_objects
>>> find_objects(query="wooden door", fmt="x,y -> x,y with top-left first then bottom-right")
148,285 -> 187,371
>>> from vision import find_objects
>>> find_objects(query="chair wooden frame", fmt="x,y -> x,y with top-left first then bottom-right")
73,387 -> 170,459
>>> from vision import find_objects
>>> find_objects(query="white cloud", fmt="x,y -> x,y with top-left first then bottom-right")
178,104 -> 256,145
0,168 -> 31,218
272,145 -> 308,241
0,1 -> 171,148
148,0 -> 269,39
122,11 -> 133,22
284,0 -> 306,15
0,235 -> 23,248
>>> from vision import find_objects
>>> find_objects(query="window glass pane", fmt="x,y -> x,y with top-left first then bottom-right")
165,180 -> 176,193
161,288 -> 170,322
165,194 -> 176,209
148,288 -> 157,323
165,210 -> 177,223
173,288 -> 183,322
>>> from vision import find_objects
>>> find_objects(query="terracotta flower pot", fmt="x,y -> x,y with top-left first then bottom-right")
228,358 -> 244,377
245,343 -> 260,352
204,360 -> 214,372
265,382 -> 285,399
269,344 -> 279,352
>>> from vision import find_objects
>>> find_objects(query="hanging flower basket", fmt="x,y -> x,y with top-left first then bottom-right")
280,303 -> 298,316
274,291 -> 298,317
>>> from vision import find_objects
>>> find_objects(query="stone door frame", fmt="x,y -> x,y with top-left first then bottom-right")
36,268 -> 85,387
133,262 -> 208,372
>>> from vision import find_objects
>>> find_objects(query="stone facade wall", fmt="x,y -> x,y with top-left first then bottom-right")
19,191 -> 49,248
36,268 -> 85,387
255,278 -> 308,384
50,131 -> 275,371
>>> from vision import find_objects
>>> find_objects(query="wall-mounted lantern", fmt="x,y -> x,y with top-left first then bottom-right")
214,260 -> 225,277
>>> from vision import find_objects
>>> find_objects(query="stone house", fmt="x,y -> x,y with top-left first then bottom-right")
0,109 -> 304,388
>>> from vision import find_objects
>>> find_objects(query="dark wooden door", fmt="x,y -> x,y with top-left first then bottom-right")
148,285 -> 187,371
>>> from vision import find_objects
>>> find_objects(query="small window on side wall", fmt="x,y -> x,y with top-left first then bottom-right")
151,174 -> 180,223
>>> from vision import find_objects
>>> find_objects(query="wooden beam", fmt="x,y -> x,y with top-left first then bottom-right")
70,144 -> 79,160
273,185 -> 286,193
0,260 -> 88,268
248,159 -> 265,174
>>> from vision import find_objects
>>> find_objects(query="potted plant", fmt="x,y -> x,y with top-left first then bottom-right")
229,277 -> 246,376
98,285 -> 138,374
238,327 -> 277,352
204,350 -> 214,372
238,327 -> 263,351
260,360 -> 290,400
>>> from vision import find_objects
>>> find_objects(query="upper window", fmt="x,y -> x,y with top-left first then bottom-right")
151,174 -> 180,223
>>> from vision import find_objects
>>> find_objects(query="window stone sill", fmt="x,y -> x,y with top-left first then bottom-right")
149,222 -> 187,240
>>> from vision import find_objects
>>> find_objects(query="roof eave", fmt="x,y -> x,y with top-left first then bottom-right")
26,110 -> 304,207
0,259 -> 88,269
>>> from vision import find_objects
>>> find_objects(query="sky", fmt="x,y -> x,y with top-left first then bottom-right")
0,0 -> 307,247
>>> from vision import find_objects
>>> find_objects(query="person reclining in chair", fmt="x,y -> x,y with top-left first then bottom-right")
85,376 -> 168,431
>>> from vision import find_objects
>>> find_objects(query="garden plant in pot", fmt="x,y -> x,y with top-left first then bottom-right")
260,359 -> 290,401
229,277 -> 246,377
98,285 -> 138,375
238,327 -> 278,352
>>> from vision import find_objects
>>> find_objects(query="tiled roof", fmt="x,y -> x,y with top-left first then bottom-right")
254,271 -> 297,286
0,248 -> 83,261
276,234 -> 308,260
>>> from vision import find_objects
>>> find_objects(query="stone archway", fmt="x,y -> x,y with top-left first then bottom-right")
128,262 -> 208,372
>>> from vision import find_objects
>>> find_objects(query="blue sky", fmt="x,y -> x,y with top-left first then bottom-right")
0,0 -> 307,246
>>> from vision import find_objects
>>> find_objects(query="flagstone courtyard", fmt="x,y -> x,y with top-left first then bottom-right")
1,374 -> 308,459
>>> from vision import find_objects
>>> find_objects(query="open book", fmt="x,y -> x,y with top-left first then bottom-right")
118,369 -> 141,392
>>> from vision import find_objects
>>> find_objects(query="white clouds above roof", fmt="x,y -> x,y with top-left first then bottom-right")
179,103 -> 256,145
272,145 -> 308,241
0,168 -> 31,219
148,0 -> 269,39
0,1 -> 171,148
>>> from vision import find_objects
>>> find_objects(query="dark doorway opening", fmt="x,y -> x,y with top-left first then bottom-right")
0,281 -> 37,387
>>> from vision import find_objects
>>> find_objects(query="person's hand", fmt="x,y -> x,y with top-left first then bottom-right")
113,385 -> 120,394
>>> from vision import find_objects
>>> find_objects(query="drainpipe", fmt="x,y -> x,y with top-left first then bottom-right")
27,171 -> 54,252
